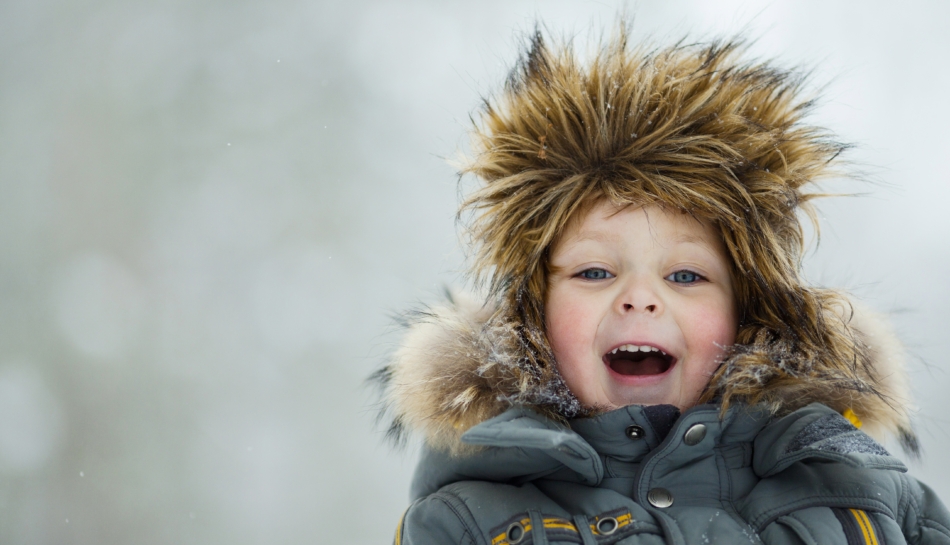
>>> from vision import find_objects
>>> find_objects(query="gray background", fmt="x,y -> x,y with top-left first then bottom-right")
1,0 -> 948,543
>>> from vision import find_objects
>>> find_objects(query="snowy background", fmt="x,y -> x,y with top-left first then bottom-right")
1,0 -> 949,543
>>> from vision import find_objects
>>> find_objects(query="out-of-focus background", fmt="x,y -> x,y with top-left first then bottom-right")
1,0 -> 948,543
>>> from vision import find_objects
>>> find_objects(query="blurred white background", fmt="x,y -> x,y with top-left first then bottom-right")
1,0 -> 949,543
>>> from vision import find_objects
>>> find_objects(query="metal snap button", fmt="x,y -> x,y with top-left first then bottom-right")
595,516 -> 618,535
683,423 -> 707,446
506,521 -> 526,544
647,487 -> 674,508
625,425 -> 645,440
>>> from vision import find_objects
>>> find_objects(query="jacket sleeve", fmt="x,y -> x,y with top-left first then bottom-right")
900,475 -> 950,544
394,492 -> 485,545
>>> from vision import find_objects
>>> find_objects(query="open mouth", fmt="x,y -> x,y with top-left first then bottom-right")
604,344 -> 675,376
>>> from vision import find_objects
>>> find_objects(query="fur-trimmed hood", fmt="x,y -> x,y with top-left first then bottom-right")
372,291 -> 917,456
371,29 -> 918,460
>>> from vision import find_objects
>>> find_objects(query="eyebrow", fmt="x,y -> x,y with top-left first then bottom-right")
671,233 -> 712,246
571,230 -> 712,248
569,230 -> 615,244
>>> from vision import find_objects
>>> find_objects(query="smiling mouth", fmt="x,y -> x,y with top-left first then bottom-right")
604,346 -> 675,376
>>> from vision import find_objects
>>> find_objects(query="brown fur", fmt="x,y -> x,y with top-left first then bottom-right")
373,292 -> 915,455
371,27 -> 917,455
370,293 -> 581,455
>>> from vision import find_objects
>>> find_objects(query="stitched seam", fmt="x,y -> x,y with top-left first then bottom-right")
864,510 -> 886,545
921,518 -> 950,538
639,415 -> 716,499
752,498 -> 894,530
787,512 -> 825,545
833,508 -> 863,545
715,445 -> 750,530
852,509 -> 877,545
572,514 -> 597,545
762,450 -> 861,476
897,474 -> 912,529
529,510 -> 549,545
431,491 -> 490,545
778,515 -> 820,545
651,509 -> 688,545
395,506 -> 407,545
715,445 -> 731,503
493,513 -> 644,544
906,477 -> 924,530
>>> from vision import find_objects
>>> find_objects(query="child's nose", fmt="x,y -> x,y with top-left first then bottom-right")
623,302 -> 657,313
617,280 -> 662,315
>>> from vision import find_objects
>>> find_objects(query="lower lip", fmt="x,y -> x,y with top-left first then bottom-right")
603,357 -> 677,385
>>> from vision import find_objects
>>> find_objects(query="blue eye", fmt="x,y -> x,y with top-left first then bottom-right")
579,268 -> 612,280
667,270 -> 702,283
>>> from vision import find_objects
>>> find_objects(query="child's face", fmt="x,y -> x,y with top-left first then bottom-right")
546,202 -> 738,411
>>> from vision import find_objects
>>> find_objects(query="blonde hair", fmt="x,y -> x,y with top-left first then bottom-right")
457,28 -> 913,450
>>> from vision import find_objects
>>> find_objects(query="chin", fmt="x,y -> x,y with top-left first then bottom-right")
602,384 -> 679,409
601,363 -> 680,407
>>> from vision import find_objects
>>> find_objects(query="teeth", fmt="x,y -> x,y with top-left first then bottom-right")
610,344 -> 668,356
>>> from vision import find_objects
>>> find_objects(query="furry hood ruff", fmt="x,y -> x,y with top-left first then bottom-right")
371,30 -> 917,457
372,292 -> 917,456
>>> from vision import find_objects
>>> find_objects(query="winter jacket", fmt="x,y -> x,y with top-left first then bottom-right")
397,402 -> 950,544
373,294 -> 950,545
368,31 -> 949,543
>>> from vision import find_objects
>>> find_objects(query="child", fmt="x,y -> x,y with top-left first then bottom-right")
372,27 -> 950,544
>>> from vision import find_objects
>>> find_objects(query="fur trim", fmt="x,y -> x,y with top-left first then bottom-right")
371,293 -> 917,455
708,297 -> 917,453
370,28 -> 917,456
454,30 -> 879,445
370,292 -> 581,455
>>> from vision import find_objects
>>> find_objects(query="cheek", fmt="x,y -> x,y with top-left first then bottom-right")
701,311 -> 737,346
684,300 -> 738,360
678,302 -> 737,409
546,295 -> 582,357
545,289 -> 597,376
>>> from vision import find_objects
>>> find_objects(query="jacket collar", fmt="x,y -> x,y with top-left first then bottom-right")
410,402 -> 905,500
412,403 -> 767,499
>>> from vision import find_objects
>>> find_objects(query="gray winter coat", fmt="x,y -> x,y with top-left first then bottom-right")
396,402 -> 950,544
374,295 -> 948,544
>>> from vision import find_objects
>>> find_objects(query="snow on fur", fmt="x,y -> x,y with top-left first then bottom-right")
370,28 -> 918,456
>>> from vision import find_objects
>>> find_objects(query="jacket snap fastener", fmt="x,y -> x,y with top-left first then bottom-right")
683,423 -> 707,446
596,516 -> 618,535
625,425 -> 645,439
647,488 -> 674,508
506,521 -> 526,544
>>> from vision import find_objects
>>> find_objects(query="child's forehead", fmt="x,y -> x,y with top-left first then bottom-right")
561,200 -> 719,246
545,201 -> 736,276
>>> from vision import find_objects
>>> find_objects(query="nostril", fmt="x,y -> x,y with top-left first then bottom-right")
646,304 -> 656,312
623,303 -> 633,310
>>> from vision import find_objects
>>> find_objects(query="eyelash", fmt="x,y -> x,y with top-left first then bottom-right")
666,270 -> 706,284
577,268 -> 613,280
575,268 -> 707,284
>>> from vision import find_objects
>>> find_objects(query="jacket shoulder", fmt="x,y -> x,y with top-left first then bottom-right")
740,404 -> 912,531
400,480 -> 569,545
753,403 -> 907,478
397,485 -> 487,545
740,473 -> 950,545
897,474 -> 950,544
